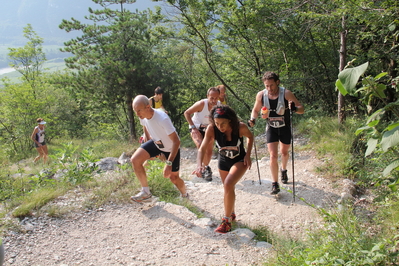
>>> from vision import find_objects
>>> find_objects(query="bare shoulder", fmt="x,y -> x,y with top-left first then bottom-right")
255,90 -> 264,101
284,88 -> 296,100
239,122 -> 251,135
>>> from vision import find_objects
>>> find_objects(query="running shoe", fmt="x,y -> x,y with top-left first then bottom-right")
281,169 -> 288,184
270,182 -> 280,195
231,212 -> 236,222
214,218 -> 231,234
130,191 -> 152,202
203,166 -> 213,182
180,192 -> 189,199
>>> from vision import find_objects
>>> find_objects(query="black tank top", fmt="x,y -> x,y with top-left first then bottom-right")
214,123 -> 246,159
268,98 -> 291,126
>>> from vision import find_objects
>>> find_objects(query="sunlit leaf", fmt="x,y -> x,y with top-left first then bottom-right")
387,178 -> 399,191
374,84 -> 387,99
365,138 -> 378,157
386,122 -> 399,131
367,120 -> 379,127
374,72 -> 388,80
338,62 -> 369,94
355,125 -> 371,136
366,109 -> 385,124
335,79 -> 347,96
380,126 -> 399,151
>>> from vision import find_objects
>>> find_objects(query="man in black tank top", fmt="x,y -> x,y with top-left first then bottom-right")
248,71 -> 304,195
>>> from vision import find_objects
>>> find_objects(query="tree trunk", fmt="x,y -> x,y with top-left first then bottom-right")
126,92 -> 135,143
338,15 -> 347,124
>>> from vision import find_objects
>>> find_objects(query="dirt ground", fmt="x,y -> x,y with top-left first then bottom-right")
2,135 -> 343,266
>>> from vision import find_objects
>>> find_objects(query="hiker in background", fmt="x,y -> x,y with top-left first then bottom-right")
130,95 -> 188,202
248,71 -> 304,195
31,118 -> 48,164
216,84 -> 228,105
193,105 -> 253,234
140,86 -> 167,144
184,87 -> 220,182
149,86 -> 167,114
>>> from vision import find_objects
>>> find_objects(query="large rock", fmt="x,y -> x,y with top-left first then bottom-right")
96,157 -> 119,171
117,152 -> 131,165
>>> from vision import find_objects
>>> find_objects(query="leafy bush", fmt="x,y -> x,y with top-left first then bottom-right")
50,142 -> 98,184
267,205 -> 398,265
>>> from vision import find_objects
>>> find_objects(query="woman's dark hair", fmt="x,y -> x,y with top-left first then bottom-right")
154,86 -> 163,95
36,118 -> 44,123
209,105 -> 239,134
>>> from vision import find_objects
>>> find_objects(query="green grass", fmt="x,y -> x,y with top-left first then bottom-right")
11,186 -> 69,218
0,137 -> 196,224
259,204 -> 398,265
255,115 -> 399,265
296,116 -> 362,179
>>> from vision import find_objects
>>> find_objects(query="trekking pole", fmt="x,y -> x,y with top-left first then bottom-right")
253,134 -> 262,185
248,121 -> 261,185
290,109 -> 295,202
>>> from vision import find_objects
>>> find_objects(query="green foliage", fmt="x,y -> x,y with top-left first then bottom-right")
7,24 -> 46,89
298,116 -> 360,177
12,187 -> 67,218
59,0 -> 172,140
145,160 -> 180,201
251,225 -> 274,243
268,205 -> 398,266
336,61 -> 369,95
0,26 -> 72,161
50,142 -> 99,185
83,168 -> 136,209
337,61 -> 399,193
0,171 -> 35,202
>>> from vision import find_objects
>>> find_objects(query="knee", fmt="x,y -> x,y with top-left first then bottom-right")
169,173 -> 180,183
223,181 -> 235,193
269,154 -> 278,161
130,155 -> 144,167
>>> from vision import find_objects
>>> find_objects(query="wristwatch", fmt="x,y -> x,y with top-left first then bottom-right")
165,160 -> 173,166
189,125 -> 196,132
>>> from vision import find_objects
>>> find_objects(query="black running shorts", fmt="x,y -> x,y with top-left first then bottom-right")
141,140 -> 180,172
266,125 -> 291,145
218,152 -> 246,172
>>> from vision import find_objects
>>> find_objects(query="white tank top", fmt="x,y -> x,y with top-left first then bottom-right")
192,99 -> 212,128
36,126 -> 45,143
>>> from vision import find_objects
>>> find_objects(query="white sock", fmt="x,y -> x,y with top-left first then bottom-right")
142,187 -> 151,194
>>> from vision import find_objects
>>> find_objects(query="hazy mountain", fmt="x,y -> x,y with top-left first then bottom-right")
0,0 -> 160,45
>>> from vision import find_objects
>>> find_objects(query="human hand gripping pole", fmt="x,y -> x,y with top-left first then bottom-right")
247,119 -> 261,185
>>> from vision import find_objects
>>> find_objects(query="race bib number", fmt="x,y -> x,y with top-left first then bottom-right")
154,140 -> 164,149
268,117 -> 285,128
219,146 -> 240,159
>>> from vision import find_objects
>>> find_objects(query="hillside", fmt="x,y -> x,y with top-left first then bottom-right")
2,141 -> 348,265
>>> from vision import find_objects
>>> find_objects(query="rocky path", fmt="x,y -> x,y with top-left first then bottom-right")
2,137 -> 342,266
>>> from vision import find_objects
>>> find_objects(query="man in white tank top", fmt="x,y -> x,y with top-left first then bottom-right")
184,87 -> 220,181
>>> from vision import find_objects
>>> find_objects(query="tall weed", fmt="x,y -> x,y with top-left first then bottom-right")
267,205 -> 398,265
297,116 -> 361,178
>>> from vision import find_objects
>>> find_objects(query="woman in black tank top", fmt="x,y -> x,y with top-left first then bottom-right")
193,105 -> 254,234
31,118 -> 49,164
